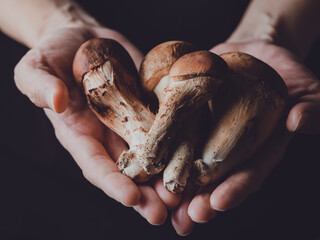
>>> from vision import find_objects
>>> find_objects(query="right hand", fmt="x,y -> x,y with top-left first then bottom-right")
14,25 -> 178,225
169,41 -> 320,235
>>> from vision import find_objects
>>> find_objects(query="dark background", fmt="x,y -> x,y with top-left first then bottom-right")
0,1 -> 319,239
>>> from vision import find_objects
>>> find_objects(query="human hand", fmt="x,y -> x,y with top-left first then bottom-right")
13,25 -> 177,225
170,41 -> 320,235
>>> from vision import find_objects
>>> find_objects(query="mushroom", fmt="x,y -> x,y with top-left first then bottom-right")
193,52 -> 288,185
162,108 -> 207,193
139,41 -> 200,193
118,48 -> 229,180
72,38 -> 155,181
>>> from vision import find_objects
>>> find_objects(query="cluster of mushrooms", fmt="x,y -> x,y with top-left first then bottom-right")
73,39 -> 288,193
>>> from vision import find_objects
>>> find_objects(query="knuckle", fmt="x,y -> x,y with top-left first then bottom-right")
24,48 -> 45,68
81,154 -> 108,187
29,91 -> 43,108
13,49 -> 48,108
309,81 -> 320,93
13,61 -> 24,92
82,169 -> 94,184
82,168 -> 101,188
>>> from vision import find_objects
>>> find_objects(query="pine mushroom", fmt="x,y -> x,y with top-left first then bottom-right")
118,48 -> 229,180
72,39 -> 286,191
193,52 -> 288,185
139,41 -> 200,193
72,38 -> 155,181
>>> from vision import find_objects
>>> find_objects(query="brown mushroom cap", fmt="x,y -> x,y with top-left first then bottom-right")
139,41 -> 198,93
220,52 -> 288,98
193,52 -> 288,186
169,50 -> 229,81
73,38 -> 139,86
73,38 -> 145,103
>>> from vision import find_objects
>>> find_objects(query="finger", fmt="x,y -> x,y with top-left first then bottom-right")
133,185 -> 167,226
49,118 -> 141,206
287,101 -> 320,134
14,49 -> 68,113
210,168 -> 261,211
153,175 -> 182,209
210,129 -> 292,211
210,42 -> 244,55
188,184 -> 219,223
171,184 -> 197,236
103,127 -> 129,162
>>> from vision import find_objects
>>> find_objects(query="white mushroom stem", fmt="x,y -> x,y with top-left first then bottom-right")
139,75 -> 222,175
152,74 -> 196,187
150,74 -> 205,193
116,74 -> 171,180
163,109 -> 203,193
118,51 -> 227,177
163,139 -> 194,193
138,42 -> 215,192
194,54 -> 288,185
83,61 -> 155,181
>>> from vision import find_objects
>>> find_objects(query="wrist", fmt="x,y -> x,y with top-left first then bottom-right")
227,0 -> 320,59
34,1 -> 101,47
226,9 -> 303,59
227,9 -> 278,45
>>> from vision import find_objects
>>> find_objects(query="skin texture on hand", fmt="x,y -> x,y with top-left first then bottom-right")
169,41 -> 320,235
212,41 -> 320,135
6,0 -> 320,236
13,25 -> 176,225
12,24 -> 320,234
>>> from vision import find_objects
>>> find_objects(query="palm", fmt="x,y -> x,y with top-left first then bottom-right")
171,41 -> 320,235
43,27 -> 181,215
15,26 -> 171,225
34,27 -> 124,159
213,41 -> 320,133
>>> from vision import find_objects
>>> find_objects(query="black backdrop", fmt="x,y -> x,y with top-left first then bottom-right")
0,1 -> 319,239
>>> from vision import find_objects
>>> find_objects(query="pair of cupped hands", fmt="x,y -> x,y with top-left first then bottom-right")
14,25 -> 320,235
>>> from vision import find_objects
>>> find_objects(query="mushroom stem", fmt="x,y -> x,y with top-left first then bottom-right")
194,52 -> 288,185
73,38 -> 156,182
137,41 -> 204,192
83,61 -> 154,147
118,50 -> 228,177
139,75 -> 217,175
163,139 -> 193,193
163,107 -> 205,193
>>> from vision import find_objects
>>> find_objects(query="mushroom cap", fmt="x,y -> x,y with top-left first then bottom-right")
220,52 -> 288,98
139,41 -> 198,93
169,50 -> 229,81
73,38 -> 138,86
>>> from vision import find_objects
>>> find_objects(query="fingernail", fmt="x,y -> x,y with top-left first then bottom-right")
191,211 -> 217,224
44,88 -> 55,111
146,216 -> 166,226
146,215 -> 167,226
176,231 -> 191,236
190,218 -> 208,224
149,222 -> 164,226
293,112 -> 302,132
210,198 -> 226,212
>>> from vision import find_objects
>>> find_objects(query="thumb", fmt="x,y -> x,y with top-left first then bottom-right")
14,49 -> 69,113
287,101 -> 320,134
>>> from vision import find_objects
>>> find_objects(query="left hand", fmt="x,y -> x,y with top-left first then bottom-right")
169,41 -> 320,235
14,25 -> 180,226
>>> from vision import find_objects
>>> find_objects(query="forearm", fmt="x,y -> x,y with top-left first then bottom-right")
0,0 -> 100,48
228,0 -> 320,59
